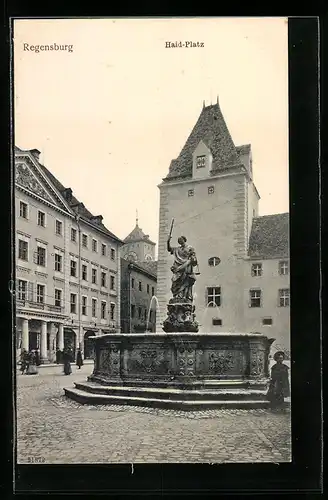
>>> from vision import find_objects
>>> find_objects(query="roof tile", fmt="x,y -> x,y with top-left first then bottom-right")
248,213 -> 289,259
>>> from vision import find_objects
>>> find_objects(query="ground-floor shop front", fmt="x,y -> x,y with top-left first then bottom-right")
16,313 -> 111,364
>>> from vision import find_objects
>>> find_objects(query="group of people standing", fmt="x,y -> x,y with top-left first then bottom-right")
19,346 -> 84,376
19,349 -> 40,375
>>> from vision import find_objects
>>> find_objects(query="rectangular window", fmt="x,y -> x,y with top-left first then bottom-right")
92,268 -> 97,284
101,271 -> 107,287
70,293 -> 77,314
147,284 -> 150,294
18,280 -> 27,301
131,304 -> 135,318
71,228 -> 77,242
131,278 -> 135,288
55,220 -> 62,235
279,261 -> 289,275
138,281 -> 142,291
70,260 -> 77,277
37,210 -> 45,227
110,275 -> 115,290
18,240 -> 28,261
110,303 -> 115,321
102,244 -> 106,256
82,264 -> 87,281
250,289 -> 262,308
251,263 -> 262,277
55,289 -> 62,308
208,186 -> 215,194
19,201 -> 28,219
279,288 -> 290,307
196,155 -> 206,168
82,234 -> 88,248
92,298 -> 97,317
138,306 -> 142,319
82,296 -> 87,316
152,286 -> 155,297
92,239 -> 98,252
36,284 -> 45,304
37,246 -> 46,267
101,301 -> 106,319
188,189 -> 194,197
110,248 -> 115,260
262,318 -> 273,326
212,318 -> 222,326
207,287 -> 221,307
54,253 -> 62,272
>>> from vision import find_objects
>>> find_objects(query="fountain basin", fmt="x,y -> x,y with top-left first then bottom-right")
64,332 -> 275,409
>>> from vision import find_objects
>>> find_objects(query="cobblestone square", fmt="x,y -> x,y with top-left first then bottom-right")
16,364 -> 291,464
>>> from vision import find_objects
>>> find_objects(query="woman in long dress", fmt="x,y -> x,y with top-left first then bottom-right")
26,350 -> 38,375
167,235 -> 198,302
267,351 -> 290,411
63,346 -> 72,375
76,348 -> 83,369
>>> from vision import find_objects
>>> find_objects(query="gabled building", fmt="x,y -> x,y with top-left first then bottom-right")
120,217 -> 158,332
120,259 -> 158,333
15,146 -> 123,362
156,100 -> 290,353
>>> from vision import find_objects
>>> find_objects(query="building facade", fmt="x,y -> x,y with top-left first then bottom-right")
120,259 -> 157,333
15,146 -> 123,363
156,101 -> 290,353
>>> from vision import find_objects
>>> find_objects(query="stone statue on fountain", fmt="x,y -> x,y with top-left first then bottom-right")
162,224 -> 199,333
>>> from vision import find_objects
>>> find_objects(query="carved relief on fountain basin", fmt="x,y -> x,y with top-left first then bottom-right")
195,348 -> 248,378
95,344 -> 121,378
123,344 -> 171,377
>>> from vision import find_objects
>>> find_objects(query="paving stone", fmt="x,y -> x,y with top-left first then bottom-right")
16,366 -> 291,464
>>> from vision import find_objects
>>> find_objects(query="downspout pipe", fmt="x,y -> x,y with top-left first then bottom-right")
75,214 -> 82,357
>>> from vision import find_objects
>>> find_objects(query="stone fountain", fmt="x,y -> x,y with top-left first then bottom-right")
64,233 -> 274,409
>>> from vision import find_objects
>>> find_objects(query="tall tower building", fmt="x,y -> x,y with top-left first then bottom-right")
121,214 -> 156,262
156,100 -> 289,352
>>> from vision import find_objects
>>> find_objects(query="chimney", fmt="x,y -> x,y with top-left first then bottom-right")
30,149 -> 41,161
62,188 -> 73,202
91,215 -> 103,225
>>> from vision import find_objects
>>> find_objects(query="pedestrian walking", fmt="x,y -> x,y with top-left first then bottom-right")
26,350 -> 38,375
35,349 -> 41,366
267,351 -> 290,411
63,345 -> 72,375
19,349 -> 28,374
56,348 -> 61,364
76,348 -> 83,369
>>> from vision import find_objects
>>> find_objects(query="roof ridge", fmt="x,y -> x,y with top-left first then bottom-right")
15,146 -> 123,244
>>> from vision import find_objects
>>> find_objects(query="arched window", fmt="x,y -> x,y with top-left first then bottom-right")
208,256 -> 221,267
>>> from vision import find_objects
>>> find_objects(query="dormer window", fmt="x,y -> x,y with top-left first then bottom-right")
196,155 -> 206,168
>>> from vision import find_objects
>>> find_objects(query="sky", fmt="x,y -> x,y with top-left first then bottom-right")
13,17 -> 289,248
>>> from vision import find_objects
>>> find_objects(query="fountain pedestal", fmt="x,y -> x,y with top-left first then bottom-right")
64,332 -> 275,409
162,299 -> 199,333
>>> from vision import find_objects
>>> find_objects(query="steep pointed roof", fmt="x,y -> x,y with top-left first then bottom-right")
124,222 -> 155,245
164,102 -> 241,181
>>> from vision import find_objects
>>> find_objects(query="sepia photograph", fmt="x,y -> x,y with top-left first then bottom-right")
13,17 -> 291,466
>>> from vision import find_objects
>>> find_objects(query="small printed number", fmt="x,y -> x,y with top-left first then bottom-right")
27,456 -> 45,463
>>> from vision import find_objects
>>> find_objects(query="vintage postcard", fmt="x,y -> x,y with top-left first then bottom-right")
13,17 -> 291,468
